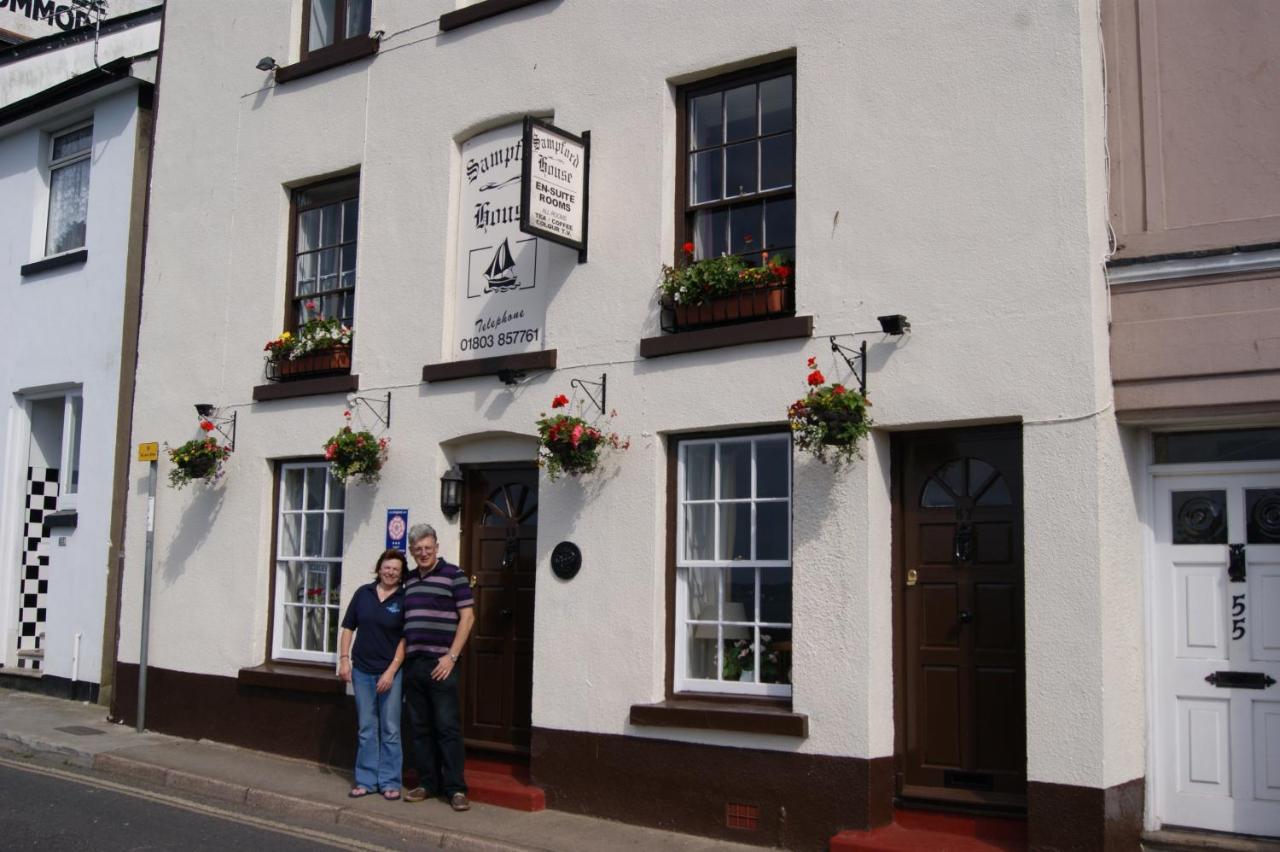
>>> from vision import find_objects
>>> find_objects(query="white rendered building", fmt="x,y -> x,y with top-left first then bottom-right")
0,3 -> 160,704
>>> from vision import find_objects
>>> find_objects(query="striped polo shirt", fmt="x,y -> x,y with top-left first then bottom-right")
403,557 -> 474,657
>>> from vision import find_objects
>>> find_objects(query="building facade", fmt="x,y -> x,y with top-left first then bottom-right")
0,4 -> 160,704
109,1 -> 1172,849
1104,0 -> 1280,842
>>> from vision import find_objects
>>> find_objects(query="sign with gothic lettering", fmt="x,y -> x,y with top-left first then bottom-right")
520,117 -> 590,258
452,122 -> 575,362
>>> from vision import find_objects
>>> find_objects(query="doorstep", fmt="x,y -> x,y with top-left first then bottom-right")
1143,828 -> 1280,852
831,807 -> 1027,852
405,755 -> 545,812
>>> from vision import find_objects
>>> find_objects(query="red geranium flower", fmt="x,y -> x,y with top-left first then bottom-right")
682,241 -> 695,256
832,384 -> 846,395
552,394 -> 569,409
807,369 -> 825,386
199,420 -> 215,432
807,356 -> 817,368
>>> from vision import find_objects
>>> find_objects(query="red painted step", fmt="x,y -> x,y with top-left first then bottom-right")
831,809 -> 1027,852
404,758 -> 545,812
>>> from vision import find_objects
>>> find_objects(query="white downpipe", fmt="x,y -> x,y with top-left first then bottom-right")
71,631 -> 81,683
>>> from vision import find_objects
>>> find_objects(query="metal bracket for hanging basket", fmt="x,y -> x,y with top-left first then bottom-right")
571,373 -> 607,415
197,409 -> 237,451
349,391 -> 391,428
828,337 -> 867,396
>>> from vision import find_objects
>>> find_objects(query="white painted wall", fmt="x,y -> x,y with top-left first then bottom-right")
0,82 -> 145,684
120,0 -> 1137,787
0,16 -> 160,106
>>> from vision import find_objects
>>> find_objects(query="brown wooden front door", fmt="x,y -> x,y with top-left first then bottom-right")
459,465 -> 537,753
896,426 -> 1025,806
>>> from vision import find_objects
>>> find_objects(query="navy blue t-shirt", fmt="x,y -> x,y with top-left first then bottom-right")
341,582 -> 405,674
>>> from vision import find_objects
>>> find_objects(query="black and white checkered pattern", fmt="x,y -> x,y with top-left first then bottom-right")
16,466 -> 57,670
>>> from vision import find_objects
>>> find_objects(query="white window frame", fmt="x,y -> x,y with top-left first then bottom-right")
45,121 -> 93,257
674,433 -> 792,697
272,461 -> 344,663
57,393 -> 81,510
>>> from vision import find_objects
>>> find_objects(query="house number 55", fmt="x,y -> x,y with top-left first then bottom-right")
1232,594 -> 1246,641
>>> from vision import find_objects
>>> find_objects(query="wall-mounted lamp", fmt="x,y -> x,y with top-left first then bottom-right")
440,465 -> 464,519
256,56 -> 279,72
877,314 -> 911,335
193,404 -> 237,450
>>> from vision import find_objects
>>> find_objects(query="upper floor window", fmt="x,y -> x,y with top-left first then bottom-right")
674,433 -> 793,697
680,63 -> 794,268
273,462 -> 345,663
304,0 -> 371,57
46,123 -> 92,256
291,175 -> 358,331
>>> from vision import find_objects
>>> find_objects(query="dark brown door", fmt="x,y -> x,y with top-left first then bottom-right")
897,426 -> 1025,805
459,465 -> 537,752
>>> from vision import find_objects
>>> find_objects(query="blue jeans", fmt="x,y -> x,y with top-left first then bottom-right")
352,667 -> 403,791
404,655 -> 467,796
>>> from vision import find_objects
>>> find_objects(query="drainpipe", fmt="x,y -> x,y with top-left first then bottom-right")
71,632 -> 81,685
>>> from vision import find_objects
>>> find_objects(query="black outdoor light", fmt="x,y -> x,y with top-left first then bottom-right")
256,56 -> 279,72
877,314 -> 911,335
440,465 -> 464,519
194,403 -> 215,417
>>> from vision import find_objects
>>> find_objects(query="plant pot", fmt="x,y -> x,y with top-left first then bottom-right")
819,409 -> 864,444
181,457 -> 218,480
671,284 -> 789,331
274,346 -> 352,379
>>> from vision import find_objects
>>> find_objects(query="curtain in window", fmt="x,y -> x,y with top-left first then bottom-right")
46,158 -> 89,255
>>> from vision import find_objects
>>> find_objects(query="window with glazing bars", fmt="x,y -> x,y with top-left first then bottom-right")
680,62 -> 795,269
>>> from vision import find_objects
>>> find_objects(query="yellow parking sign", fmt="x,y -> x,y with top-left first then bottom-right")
137,442 -> 159,462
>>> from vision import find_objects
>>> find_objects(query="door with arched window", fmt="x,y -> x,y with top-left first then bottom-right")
459,464 -> 538,752
897,426 -> 1025,805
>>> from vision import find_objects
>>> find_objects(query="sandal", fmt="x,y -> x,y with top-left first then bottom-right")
382,789 -> 401,801
349,786 -> 371,798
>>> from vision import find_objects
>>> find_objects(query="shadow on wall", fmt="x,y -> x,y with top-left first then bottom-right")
163,483 -> 226,580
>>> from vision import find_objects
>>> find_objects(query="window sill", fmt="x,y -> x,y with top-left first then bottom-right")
275,35 -> 378,85
438,0 -> 549,32
629,697 -> 807,738
237,662 -> 345,694
20,249 -> 87,277
253,373 -> 359,402
639,315 -> 813,359
422,349 -> 557,383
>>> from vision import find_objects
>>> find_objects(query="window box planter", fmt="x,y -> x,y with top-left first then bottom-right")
662,282 -> 794,333
267,345 -> 352,382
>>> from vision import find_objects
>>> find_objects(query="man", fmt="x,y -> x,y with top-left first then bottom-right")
401,523 -> 475,811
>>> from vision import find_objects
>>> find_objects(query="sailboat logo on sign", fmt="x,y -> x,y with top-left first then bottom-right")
466,235 -> 538,298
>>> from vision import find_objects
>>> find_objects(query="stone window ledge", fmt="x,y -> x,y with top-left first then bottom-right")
630,698 -> 807,738
439,0 -> 548,33
422,349 -> 556,383
639,315 -> 813,359
238,662 -> 344,694
253,374 -> 359,402
21,249 -> 87,277
275,35 -> 378,85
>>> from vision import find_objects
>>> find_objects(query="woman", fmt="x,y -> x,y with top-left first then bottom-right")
339,548 -> 407,800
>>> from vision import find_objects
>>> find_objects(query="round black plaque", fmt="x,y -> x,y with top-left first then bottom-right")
551,541 -> 582,580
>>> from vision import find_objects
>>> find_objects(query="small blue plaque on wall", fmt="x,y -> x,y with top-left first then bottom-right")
386,509 -> 408,551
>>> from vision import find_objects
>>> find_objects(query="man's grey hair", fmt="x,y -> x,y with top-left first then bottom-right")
408,523 -> 438,546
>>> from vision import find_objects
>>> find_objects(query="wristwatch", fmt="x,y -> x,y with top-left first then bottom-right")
448,653 -> 459,662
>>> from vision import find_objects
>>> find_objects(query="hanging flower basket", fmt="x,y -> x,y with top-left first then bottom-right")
787,357 -> 872,466
166,423 -> 232,488
323,411 -> 389,485
536,394 -> 629,481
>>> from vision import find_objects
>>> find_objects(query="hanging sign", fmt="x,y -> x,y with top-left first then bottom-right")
451,122 -> 575,362
520,117 -> 590,261
386,508 -> 408,551
137,442 -> 159,462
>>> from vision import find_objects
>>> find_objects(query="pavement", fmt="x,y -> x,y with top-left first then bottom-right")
0,687 -> 764,852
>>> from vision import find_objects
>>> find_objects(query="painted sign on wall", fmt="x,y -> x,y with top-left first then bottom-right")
451,121 -> 575,362
521,117 -> 590,258
0,0 -> 158,39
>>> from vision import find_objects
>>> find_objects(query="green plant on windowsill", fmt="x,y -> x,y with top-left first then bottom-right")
722,635 -> 789,683
263,308 -> 352,365
658,242 -> 792,307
